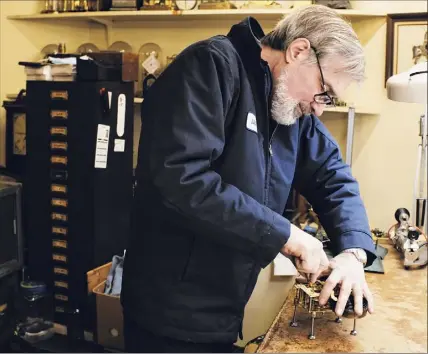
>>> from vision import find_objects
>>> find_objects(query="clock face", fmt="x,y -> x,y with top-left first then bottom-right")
175,0 -> 198,10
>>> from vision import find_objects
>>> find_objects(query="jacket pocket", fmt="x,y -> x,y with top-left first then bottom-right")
180,237 -> 254,303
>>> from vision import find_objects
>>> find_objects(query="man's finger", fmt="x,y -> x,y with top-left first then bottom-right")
310,269 -> 322,284
319,269 -> 341,305
352,285 -> 363,317
363,283 -> 375,314
335,281 -> 352,317
310,259 -> 330,283
296,257 -> 319,274
320,249 -> 330,269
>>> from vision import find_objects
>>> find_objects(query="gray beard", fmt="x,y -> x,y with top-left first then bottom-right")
271,70 -> 307,126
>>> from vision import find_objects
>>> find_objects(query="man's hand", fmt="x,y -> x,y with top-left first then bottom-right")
281,224 -> 330,282
318,252 -> 375,317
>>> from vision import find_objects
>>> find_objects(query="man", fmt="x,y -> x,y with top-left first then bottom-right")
122,5 -> 376,353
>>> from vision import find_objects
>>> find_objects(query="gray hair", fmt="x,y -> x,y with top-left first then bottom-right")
261,5 -> 365,83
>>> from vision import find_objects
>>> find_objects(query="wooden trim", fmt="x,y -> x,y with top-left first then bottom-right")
7,8 -> 386,22
385,12 -> 428,86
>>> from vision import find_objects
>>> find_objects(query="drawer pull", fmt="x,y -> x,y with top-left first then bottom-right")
52,212 -> 67,222
55,294 -> 69,301
51,142 -> 68,151
50,127 -> 67,136
51,156 -> 67,165
50,91 -> 68,100
52,226 -> 67,235
53,239 -> 67,248
54,267 -> 68,276
54,281 -> 68,289
50,110 -> 68,119
51,184 -> 67,194
53,254 -> 67,263
52,198 -> 68,208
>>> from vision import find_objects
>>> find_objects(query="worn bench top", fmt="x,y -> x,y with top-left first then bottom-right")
257,243 -> 427,353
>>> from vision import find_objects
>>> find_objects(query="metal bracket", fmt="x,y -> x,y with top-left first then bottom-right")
89,17 -> 113,47
345,105 -> 356,166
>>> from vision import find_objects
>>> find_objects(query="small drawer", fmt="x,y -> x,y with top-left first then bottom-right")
52,239 -> 68,249
52,253 -> 67,263
50,127 -> 67,137
51,212 -> 68,222
51,141 -> 68,152
52,226 -> 68,236
51,155 -> 68,166
50,90 -> 69,101
52,198 -> 68,208
53,266 -> 69,276
50,109 -> 68,120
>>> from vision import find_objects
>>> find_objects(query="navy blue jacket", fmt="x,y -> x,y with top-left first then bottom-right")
122,17 -> 376,344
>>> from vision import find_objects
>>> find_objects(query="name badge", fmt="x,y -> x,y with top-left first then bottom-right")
246,112 -> 258,133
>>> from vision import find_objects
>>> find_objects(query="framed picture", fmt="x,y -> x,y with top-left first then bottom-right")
385,12 -> 427,84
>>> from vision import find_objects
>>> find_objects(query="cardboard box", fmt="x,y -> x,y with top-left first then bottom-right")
93,280 -> 124,351
87,262 -> 112,294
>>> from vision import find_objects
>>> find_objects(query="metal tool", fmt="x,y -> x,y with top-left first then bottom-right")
388,208 -> 428,269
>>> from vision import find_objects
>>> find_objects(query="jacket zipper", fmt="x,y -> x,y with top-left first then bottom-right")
264,123 -> 277,206
263,69 -> 277,206
269,124 -> 278,157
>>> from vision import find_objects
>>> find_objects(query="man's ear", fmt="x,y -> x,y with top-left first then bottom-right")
285,38 -> 311,63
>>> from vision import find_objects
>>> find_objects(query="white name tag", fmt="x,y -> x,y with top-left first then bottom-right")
246,112 -> 258,133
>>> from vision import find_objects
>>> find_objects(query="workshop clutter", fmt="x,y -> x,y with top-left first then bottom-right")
387,208 -> 428,269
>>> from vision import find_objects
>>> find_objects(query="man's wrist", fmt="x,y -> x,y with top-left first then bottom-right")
340,248 -> 367,266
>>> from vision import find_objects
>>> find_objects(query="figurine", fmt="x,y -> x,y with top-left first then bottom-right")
289,280 -> 368,340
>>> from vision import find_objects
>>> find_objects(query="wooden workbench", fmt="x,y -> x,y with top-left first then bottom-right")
257,244 -> 427,353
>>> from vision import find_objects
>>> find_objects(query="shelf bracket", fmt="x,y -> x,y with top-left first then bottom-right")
89,17 -> 113,47
345,106 -> 356,167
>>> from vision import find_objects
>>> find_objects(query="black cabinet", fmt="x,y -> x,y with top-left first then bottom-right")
24,81 -> 134,335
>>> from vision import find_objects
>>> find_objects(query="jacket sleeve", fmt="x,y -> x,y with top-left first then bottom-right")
293,115 -> 376,267
144,41 -> 289,268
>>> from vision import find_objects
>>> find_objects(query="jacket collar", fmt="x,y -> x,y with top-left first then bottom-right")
227,17 -> 268,69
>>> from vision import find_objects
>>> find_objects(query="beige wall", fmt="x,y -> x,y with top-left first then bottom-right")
1,0 -> 426,345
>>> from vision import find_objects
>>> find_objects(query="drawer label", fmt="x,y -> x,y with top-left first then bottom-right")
54,281 -> 68,289
51,212 -> 67,221
53,254 -> 67,263
51,184 -> 67,194
52,226 -> 67,235
50,110 -> 68,119
50,127 -> 67,136
51,142 -> 68,151
51,156 -> 68,165
55,294 -> 69,301
50,91 -> 68,100
52,198 -> 68,207
54,267 -> 68,275
53,239 -> 67,248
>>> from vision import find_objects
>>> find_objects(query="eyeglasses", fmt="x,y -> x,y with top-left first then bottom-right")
312,48 -> 336,107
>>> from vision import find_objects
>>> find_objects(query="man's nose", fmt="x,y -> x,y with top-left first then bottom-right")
311,102 -> 325,117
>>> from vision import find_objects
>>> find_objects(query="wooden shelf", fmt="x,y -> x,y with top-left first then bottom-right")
133,97 -> 378,116
7,8 -> 386,23
324,106 -> 379,115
